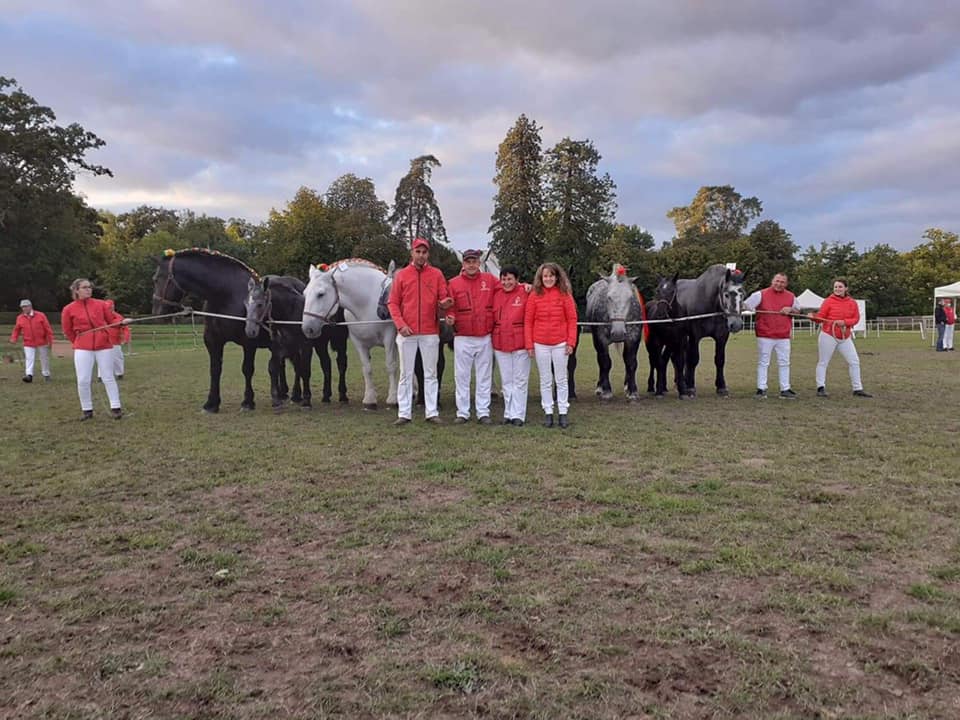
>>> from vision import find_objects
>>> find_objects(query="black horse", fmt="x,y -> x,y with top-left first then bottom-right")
244,276 -> 350,409
644,273 -> 688,398
674,264 -> 745,398
584,265 -> 644,401
152,249 -> 272,412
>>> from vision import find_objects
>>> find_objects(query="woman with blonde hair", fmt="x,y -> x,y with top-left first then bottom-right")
524,263 -> 578,428
61,278 -> 126,420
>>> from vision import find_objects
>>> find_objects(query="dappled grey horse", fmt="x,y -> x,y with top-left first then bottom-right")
674,264 -> 745,398
585,264 -> 645,401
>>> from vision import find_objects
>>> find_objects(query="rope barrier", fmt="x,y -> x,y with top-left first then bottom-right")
75,309 -> 192,336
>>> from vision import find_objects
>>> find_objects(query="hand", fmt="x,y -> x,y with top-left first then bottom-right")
837,320 -> 846,328
806,312 -> 815,320
444,316 -> 455,327
399,326 -> 413,337
527,349 -> 534,358
439,297 -> 453,310
780,307 -> 792,314
522,283 -> 533,293
565,344 -> 575,355
121,318 -> 132,325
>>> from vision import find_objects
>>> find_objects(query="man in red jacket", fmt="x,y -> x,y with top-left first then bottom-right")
10,299 -> 54,382
387,237 -> 453,425
743,273 -> 801,400
448,248 -> 500,424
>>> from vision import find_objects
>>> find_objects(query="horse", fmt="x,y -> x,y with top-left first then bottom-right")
644,273 -> 688,398
302,259 -> 398,410
152,248 -> 272,412
376,260 -> 454,408
674,264 -> 745,398
584,264 -> 646,401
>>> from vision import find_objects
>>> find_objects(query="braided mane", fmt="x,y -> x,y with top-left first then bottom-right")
328,257 -> 387,274
170,248 -> 260,281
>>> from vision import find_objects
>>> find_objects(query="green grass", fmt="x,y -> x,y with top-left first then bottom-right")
2,331 -> 959,718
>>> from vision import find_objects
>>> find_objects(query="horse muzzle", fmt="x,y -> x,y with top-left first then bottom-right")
610,320 -> 627,344
727,316 -> 744,333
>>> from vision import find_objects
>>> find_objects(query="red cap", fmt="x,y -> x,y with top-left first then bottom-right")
412,237 -> 430,250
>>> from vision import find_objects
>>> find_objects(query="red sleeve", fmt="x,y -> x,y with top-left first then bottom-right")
846,299 -> 860,326
387,272 -> 406,330
447,276 -> 461,325
564,294 -> 578,347
10,316 -> 22,343
436,270 -> 451,306
41,313 -> 54,344
61,307 -> 75,342
524,294 -> 537,350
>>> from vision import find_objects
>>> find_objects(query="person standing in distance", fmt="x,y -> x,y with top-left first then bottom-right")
447,248 -> 499,424
10,299 -> 54,383
61,279 -> 127,420
743,273 -> 802,400
935,299 -> 947,351
387,238 -> 454,425
943,298 -> 955,351
525,262 -> 578,428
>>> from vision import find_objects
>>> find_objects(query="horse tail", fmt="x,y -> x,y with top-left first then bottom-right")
636,289 -> 649,344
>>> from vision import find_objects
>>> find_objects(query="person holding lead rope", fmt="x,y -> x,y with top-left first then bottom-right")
61,278 -> 130,420
808,278 -> 872,398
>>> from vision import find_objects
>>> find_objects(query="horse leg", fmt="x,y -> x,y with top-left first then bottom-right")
336,345 -> 349,403
318,338 -> 333,403
299,343 -> 313,408
435,344 -> 446,411
714,335 -> 730,396
203,336 -> 224,413
414,350 -> 425,406
683,337 -> 699,399
594,334 -> 613,401
351,334 -> 378,410
385,331 -> 399,407
268,351 -> 284,410
567,335 -> 578,400
623,339 -> 639,401
241,344 -> 257,410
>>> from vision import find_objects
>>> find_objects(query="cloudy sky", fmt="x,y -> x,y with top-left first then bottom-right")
3,1 -> 959,252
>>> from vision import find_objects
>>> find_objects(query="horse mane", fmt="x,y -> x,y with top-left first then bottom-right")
328,258 -> 387,274
171,248 -> 260,281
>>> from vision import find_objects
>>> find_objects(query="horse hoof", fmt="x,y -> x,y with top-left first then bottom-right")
600,393 -> 613,401
717,388 -> 730,397
626,394 -> 639,402
241,406 -> 255,412
679,394 -> 694,401
202,407 -> 219,414
362,403 -> 378,411
321,397 -> 331,403
339,397 -> 349,403
654,394 -> 665,400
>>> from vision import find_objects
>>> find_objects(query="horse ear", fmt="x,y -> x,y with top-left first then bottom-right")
247,276 -> 257,292
671,272 -> 679,284
262,276 -> 270,291
308,264 -> 318,278
628,276 -> 638,284
387,259 -> 396,276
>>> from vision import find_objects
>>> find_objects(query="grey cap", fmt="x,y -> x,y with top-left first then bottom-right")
19,299 -> 32,307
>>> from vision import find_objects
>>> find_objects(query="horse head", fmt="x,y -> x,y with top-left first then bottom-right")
719,267 -> 746,333
302,264 -> 340,339
151,253 -> 186,315
604,263 -> 639,343
376,260 -> 396,321
244,276 -> 271,339
650,272 -> 680,320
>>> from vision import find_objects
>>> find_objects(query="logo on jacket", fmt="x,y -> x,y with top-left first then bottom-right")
512,296 -> 522,307
480,280 -> 488,291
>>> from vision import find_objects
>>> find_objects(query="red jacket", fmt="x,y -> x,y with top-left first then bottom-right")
448,271 -> 499,337
387,263 -> 451,335
813,294 -> 859,340
107,314 -> 130,345
755,287 -> 796,339
10,311 -> 54,347
492,286 -> 528,352
946,306 -> 956,325
61,298 -> 119,351
524,286 -> 578,350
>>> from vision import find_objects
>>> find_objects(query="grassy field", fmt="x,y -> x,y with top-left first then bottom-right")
2,330 -> 958,719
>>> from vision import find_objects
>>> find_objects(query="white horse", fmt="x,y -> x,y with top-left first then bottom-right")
302,260 -> 398,410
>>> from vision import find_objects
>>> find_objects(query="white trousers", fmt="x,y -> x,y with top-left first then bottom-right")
74,348 -> 121,411
534,342 -> 569,415
816,333 -> 863,391
495,349 -> 530,422
453,334 -> 493,419
24,345 -> 51,377
756,337 -> 792,391
99,345 -> 125,378
945,324 -> 955,350
396,333 -> 440,419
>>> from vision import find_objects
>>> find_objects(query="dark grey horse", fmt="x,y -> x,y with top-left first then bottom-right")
585,264 -> 644,401
674,264 -> 745,398
645,273 -> 688,398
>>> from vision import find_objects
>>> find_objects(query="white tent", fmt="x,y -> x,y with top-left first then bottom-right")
934,281 -> 960,298
796,289 -> 825,310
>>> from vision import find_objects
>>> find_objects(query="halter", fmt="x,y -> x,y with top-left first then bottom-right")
153,254 -> 188,308
302,267 -> 341,323
245,285 -> 273,334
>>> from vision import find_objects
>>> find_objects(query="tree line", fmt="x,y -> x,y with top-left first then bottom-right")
3,79 -> 959,315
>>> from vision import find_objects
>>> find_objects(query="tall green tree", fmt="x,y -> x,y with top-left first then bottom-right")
903,228 -> 960,312
847,244 -> 910,316
489,114 -> 545,279
324,173 -> 406,267
389,154 -> 447,246
593,224 -> 657,297
1,77 -> 112,308
542,138 -> 616,301
729,219 -> 798,293
257,187 -> 338,276
667,185 -> 762,243
794,241 -> 860,296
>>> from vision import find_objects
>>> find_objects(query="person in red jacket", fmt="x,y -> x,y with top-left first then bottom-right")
447,248 -> 500,424
11,299 -> 54,383
944,298 -> 956,351
103,299 -> 129,380
492,265 -> 530,426
61,278 -> 127,419
387,238 -> 453,425
808,278 -> 872,398
743,273 -> 801,400
525,262 -> 578,428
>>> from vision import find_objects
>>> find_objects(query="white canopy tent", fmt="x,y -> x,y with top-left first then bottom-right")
796,289 -> 825,310
934,281 -> 960,299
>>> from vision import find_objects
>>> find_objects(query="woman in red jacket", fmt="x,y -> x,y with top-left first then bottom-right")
524,262 -> 578,428
492,265 -> 530,426
808,278 -> 872,398
61,278 -> 125,420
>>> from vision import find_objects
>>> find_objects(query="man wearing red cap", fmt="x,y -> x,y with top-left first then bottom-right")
447,249 -> 500,424
387,238 -> 454,425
